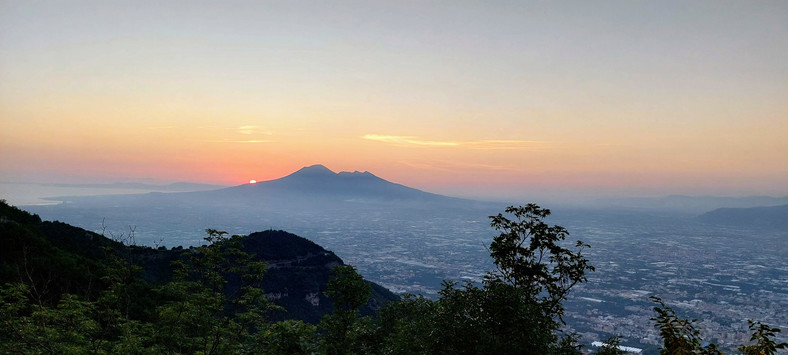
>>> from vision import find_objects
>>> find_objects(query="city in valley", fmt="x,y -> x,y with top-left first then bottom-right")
26,194 -> 788,353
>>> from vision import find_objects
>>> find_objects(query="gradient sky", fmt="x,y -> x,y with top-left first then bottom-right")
1,1 -> 787,200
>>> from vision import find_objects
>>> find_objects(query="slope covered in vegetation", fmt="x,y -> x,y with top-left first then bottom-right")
1,200 -> 784,354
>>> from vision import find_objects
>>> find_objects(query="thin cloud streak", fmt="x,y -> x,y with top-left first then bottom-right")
238,125 -> 273,135
363,135 -> 548,150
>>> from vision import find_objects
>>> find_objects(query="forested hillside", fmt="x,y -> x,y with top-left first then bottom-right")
1,200 -> 784,354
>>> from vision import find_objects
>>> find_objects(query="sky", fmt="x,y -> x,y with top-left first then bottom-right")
1,1 -> 787,201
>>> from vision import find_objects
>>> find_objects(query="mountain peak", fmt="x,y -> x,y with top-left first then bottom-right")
287,164 -> 336,178
337,170 -> 374,177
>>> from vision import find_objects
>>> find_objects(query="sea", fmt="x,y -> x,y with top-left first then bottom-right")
0,182 -> 173,206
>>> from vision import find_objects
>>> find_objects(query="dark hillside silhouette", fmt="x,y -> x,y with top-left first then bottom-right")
0,200 -> 395,324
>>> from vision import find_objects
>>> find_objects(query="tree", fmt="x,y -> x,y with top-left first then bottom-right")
373,293 -> 437,353
488,204 -> 594,320
256,320 -> 322,355
320,265 -> 372,355
371,204 -> 593,354
155,229 -> 274,354
595,336 -> 626,355
324,265 -> 371,312
650,296 -> 722,355
738,320 -> 788,355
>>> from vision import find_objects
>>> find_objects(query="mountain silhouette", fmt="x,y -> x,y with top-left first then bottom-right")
206,164 -> 464,204
25,165 -> 495,255
44,165 -> 471,210
697,204 -> 788,230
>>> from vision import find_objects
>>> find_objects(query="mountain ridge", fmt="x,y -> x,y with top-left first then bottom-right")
697,204 -> 788,230
0,200 -> 398,324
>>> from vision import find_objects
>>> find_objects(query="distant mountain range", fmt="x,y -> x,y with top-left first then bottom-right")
592,195 -> 788,214
698,204 -> 788,230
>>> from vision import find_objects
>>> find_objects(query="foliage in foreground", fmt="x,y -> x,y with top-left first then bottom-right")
648,296 -> 786,355
1,201 -> 785,354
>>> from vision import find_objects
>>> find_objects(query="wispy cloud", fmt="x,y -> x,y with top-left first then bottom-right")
363,134 -> 548,150
237,125 -> 273,135
201,125 -> 275,143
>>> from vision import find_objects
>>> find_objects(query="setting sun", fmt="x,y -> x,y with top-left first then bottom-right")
0,3 -> 786,352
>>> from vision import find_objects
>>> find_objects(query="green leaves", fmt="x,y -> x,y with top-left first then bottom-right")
324,265 -> 371,312
594,336 -> 626,355
738,320 -> 788,355
257,320 -> 322,355
366,204 -> 594,354
1,284 -> 108,354
3,199 -> 786,355
320,265 -> 372,355
154,229 -> 274,354
650,296 -> 722,355
488,204 -> 594,321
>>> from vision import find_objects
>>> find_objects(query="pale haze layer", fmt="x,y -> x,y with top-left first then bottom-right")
1,1 -> 787,201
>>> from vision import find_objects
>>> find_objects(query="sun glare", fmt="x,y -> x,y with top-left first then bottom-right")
249,179 -> 257,184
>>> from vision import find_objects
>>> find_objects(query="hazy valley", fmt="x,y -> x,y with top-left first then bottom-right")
12,165 -> 788,352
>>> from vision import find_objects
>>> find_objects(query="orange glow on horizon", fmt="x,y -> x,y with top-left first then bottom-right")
1,2 -> 786,198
